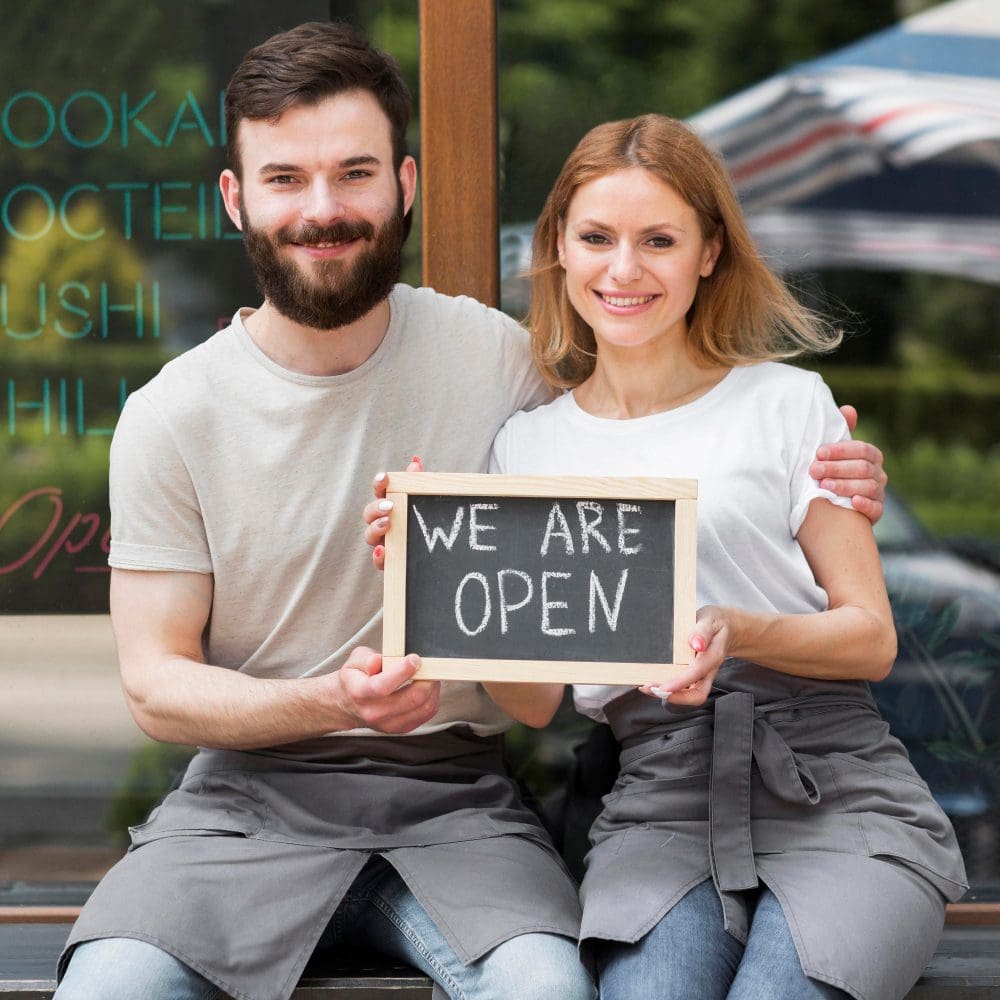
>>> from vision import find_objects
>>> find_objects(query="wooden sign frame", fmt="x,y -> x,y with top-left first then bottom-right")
382,472 -> 698,683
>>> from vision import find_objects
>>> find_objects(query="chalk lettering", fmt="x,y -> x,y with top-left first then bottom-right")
468,503 -> 498,551
412,503 -> 464,552
617,503 -> 643,554
455,572 -> 491,636
577,501 -> 611,554
497,568 -> 533,634
446,567 -> 631,639
540,502 -> 574,556
397,485 -> 686,668
589,568 -> 629,632
541,570 -> 574,637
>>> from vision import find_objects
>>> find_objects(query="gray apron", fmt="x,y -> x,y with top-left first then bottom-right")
580,663 -> 968,1000
60,728 -> 582,1000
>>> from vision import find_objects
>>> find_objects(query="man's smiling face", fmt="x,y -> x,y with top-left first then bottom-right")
222,89 -> 415,330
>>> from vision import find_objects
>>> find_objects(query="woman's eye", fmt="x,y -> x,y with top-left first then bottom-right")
647,236 -> 675,249
580,232 -> 610,246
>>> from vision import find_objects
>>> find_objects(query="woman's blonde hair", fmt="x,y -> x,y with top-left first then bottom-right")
528,114 -> 841,389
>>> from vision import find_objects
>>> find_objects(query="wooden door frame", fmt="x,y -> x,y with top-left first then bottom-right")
419,0 -> 499,306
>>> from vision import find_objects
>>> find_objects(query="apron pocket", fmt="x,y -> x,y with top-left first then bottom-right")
128,771 -> 268,847
599,773 -> 710,828
860,813 -> 968,898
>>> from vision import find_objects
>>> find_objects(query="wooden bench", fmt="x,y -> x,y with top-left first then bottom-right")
2,900 -> 998,998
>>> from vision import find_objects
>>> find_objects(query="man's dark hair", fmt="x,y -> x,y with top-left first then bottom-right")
224,21 -> 412,178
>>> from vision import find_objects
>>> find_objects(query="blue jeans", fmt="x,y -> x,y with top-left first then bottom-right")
55,855 -> 593,1000
596,879 -> 850,1000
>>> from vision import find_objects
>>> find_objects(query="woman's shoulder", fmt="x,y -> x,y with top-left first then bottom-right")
729,361 -> 830,412
501,389 -> 573,432
737,360 -> 824,390
491,391 -> 572,472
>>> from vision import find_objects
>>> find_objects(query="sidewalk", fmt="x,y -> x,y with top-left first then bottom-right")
0,615 -> 140,752
0,616 -> 146,881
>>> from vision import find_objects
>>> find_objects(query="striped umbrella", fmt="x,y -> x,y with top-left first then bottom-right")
689,0 -> 1000,282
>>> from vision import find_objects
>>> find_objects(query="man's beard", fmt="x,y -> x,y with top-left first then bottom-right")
240,199 -> 406,330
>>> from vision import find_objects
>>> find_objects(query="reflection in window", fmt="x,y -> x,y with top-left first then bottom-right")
0,0 -> 418,887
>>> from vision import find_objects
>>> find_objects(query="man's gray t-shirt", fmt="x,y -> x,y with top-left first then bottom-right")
109,284 -> 550,736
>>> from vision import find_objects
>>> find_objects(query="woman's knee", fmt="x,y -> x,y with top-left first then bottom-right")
511,963 -> 595,1000
731,890 -> 850,1000
595,883 -> 741,1000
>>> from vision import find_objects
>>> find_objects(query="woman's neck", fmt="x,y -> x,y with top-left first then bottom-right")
574,345 -> 731,420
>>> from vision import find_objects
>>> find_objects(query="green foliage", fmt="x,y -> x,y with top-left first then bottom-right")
105,741 -> 196,844
367,2 -> 421,285
898,275 -> 1000,371
928,738 -> 1000,774
2,3 -> 215,185
369,3 -> 420,87
0,198 -> 164,354
2,425 -> 113,493
809,357 -> 1000,540
811,364 -> 1000,453
496,0 -> 900,220
800,272 -> 1000,371
894,606 -> 1000,770
887,440 -> 1000,541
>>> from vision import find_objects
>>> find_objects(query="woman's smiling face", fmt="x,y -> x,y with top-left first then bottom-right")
557,167 -> 720,354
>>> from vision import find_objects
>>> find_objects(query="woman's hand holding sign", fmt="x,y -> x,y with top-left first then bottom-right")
367,456 -> 424,570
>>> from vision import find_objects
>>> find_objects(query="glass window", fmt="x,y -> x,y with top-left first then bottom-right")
497,0 -> 1000,896
2,0 -> 998,907
0,0 -> 419,886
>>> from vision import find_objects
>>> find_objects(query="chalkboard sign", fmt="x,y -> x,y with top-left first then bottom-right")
382,473 -> 697,683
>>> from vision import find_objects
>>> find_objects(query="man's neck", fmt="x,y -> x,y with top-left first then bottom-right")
242,297 -> 392,376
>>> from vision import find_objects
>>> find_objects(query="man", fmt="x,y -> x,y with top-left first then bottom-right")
55,21 -> 887,1000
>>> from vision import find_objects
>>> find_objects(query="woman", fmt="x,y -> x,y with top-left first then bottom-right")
369,115 -> 967,1000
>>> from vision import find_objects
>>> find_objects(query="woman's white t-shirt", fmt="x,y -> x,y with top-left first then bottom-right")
488,362 -> 854,720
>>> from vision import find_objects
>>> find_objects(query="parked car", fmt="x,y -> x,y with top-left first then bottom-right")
875,490 -> 1000,641
870,490 -> 1000,886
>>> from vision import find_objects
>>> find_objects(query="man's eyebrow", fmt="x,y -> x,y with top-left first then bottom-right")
256,155 -> 382,176
339,155 -> 381,169
257,162 -> 300,176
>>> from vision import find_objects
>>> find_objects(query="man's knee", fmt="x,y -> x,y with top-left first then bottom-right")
476,933 -> 595,1000
55,937 -> 218,1000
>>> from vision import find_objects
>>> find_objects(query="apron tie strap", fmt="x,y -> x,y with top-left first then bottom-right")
707,689 -> 824,940
752,716 -> 821,806
709,691 -> 758,939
